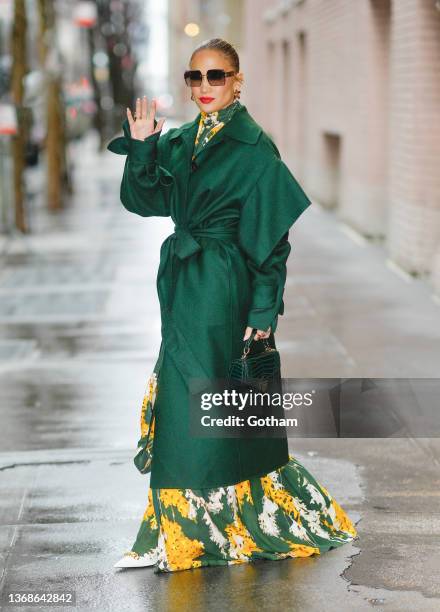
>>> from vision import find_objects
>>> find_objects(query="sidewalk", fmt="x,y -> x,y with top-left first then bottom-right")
0,128 -> 439,611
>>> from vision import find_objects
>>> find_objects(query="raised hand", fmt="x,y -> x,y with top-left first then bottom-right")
126,96 -> 166,141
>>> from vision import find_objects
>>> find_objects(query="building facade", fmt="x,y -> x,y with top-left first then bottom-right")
243,0 -> 440,293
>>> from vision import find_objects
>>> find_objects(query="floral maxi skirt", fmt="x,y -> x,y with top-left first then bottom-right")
126,372 -> 358,574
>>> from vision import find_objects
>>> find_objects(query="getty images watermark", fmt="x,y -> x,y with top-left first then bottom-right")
198,386 -> 313,428
188,377 -> 440,439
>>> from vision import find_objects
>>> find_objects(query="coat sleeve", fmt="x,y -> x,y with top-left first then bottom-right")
106,118 -> 174,217
238,156 -> 312,333
245,231 -> 290,334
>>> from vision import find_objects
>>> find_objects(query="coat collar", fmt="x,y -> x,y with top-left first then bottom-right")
168,104 -> 262,145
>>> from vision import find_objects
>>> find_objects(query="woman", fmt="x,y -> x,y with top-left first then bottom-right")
108,38 -> 357,574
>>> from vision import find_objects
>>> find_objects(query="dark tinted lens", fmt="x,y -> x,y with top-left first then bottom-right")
207,69 -> 225,85
184,70 -> 202,86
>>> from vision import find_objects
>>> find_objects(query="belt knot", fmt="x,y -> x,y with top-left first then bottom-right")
171,224 -> 239,260
172,225 -> 202,260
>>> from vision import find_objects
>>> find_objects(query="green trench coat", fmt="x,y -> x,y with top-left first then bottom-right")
107,104 -> 312,488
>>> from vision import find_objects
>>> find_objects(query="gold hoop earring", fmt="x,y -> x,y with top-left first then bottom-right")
234,89 -> 241,99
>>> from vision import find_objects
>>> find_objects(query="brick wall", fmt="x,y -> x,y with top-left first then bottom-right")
243,0 -> 440,291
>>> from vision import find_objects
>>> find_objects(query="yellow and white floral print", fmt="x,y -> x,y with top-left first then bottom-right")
192,100 -> 242,161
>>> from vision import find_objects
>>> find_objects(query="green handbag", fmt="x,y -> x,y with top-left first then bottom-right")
228,329 -> 281,393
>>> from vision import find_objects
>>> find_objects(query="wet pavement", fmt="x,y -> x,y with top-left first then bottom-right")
0,126 -> 439,611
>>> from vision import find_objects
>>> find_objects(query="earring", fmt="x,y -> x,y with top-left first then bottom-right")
191,93 -> 194,101
234,89 -> 241,99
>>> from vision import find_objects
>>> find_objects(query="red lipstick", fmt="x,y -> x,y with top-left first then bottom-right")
199,97 -> 214,103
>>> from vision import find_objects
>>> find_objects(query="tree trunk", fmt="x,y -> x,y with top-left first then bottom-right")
10,0 -> 28,232
37,0 -> 70,210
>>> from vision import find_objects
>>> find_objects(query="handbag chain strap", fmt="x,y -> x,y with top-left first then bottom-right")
241,329 -> 274,359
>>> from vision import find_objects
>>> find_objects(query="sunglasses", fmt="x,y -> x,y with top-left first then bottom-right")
184,69 -> 236,87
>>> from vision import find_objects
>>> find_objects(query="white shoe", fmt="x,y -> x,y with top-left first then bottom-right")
114,551 -> 158,568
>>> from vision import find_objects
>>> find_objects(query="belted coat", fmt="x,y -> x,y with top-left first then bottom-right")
107,104 -> 312,488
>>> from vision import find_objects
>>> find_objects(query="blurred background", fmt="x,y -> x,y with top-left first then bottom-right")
0,0 -> 439,286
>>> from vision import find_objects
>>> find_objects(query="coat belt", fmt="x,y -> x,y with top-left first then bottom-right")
172,225 -> 238,260
157,224 -> 239,313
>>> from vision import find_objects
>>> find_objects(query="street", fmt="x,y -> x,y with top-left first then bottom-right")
1,128 -> 440,611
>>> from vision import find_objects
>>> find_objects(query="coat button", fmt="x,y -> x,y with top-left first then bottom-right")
191,160 -> 198,172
